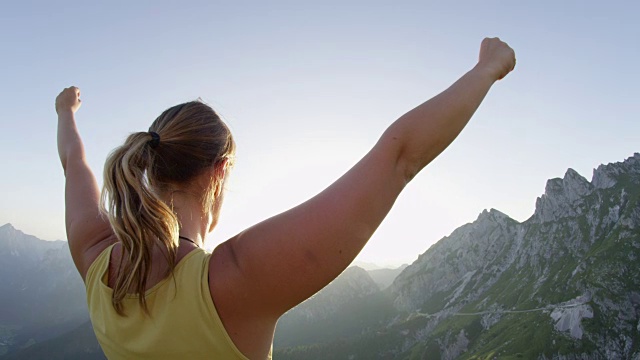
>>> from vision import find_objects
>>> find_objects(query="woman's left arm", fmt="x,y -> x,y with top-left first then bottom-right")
56,87 -> 114,280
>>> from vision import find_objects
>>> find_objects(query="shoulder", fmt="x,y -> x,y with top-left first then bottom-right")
207,240 -> 277,360
84,241 -> 118,292
208,240 -> 244,310
81,235 -> 118,281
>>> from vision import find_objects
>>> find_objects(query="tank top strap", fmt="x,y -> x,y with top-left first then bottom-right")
85,243 -> 116,289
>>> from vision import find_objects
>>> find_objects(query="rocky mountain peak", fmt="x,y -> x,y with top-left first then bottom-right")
548,168 -> 592,200
0,223 -> 29,246
375,153 -> 640,359
0,223 -> 65,261
533,168 -> 593,223
476,208 -> 510,223
0,223 -> 18,237
592,152 -> 640,189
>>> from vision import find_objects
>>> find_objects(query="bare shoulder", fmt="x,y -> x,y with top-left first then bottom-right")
208,240 -> 276,360
80,230 -> 118,280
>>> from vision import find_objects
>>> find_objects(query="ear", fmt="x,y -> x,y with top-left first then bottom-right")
213,158 -> 228,197
214,158 -> 228,180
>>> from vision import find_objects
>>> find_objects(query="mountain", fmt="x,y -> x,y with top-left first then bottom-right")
275,266 -> 395,349
0,224 -> 91,358
368,264 -> 409,290
5,153 -> 640,359
0,230 -> 402,358
352,261 -> 386,271
1,321 -> 103,360
274,153 -> 640,359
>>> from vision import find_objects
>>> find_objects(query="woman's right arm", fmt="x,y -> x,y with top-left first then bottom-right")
210,38 -> 516,323
56,87 -> 116,279
388,38 -> 516,180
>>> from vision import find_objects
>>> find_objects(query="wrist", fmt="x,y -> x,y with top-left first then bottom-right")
471,63 -> 500,83
57,109 -> 75,119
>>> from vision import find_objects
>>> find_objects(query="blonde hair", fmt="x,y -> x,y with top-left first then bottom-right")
101,101 -> 235,315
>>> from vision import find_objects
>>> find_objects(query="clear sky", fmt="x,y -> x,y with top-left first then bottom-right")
1,1 -> 638,267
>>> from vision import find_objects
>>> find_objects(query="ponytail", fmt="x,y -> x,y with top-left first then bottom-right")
100,100 -> 236,316
101,132 -> 179,315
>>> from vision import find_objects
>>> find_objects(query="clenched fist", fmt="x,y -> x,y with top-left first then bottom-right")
477,37 -> 516,81
56,86 -> 82,114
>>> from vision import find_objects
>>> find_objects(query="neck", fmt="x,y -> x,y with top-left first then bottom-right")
176,213 -> 208,248
179,235 -> 200,248
161,191 -> 211,248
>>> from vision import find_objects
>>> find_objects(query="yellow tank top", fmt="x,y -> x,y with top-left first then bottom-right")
85,244 -> 271,359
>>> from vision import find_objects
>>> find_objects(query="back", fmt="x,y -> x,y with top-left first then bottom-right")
85,244 -> 268,359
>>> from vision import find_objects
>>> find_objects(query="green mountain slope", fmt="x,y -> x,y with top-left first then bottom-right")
274,154 -> 640,359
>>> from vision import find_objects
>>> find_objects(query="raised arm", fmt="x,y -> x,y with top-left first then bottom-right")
210,38 -> 516,320
392,37 -> 516,180
57,87 -> 115,279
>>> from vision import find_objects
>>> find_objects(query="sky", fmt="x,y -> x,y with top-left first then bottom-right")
1,1 -> 638,267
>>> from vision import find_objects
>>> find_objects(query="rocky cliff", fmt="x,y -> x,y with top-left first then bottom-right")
276,154 -> 640,359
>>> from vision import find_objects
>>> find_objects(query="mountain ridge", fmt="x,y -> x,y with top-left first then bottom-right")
3,153 -> 640,359
0,225 -> 87,358
276,153 -> 640,359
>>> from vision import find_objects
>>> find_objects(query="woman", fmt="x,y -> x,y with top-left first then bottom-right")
56,37 -> 515,359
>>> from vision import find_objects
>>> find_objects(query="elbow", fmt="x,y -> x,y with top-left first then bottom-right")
399,148 -> 442,183
399,154 -> 420,184
59,158 -> 69,176
379,127 -> 417,184
382,126 -> 449,183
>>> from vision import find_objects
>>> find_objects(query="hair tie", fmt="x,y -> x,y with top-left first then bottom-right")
148,131 -> 160,148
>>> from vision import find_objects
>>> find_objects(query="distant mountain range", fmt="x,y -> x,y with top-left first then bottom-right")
2,153 -> 640,359
0,224 -> 406,359
0,224 -> 91,358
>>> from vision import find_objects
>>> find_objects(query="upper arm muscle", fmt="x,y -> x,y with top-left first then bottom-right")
221,133 -> 408,316
64,157 -> 115,279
